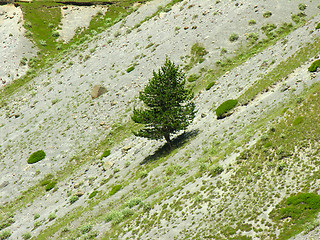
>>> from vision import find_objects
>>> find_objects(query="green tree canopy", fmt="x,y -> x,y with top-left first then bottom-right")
132,59 -> 196,145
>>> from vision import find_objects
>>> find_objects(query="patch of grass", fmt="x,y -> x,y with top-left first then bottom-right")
215,99 -> 238,119
292,116 -> 303,126
27,150 -> 46,164
184,43 -> 208,70
187,74 -> 200,82
270,193 -> 320,239
20,1 -> 62,51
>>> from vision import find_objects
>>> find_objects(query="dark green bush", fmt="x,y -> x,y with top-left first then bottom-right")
100,149 -> 111,160
109,185 -> 122,196
205,81 -> 216,90
89,191 -> 98,199
45,181 -> 57,191
308,59 -> 320,72
215,99 -> 238,119
126,66 -> 135,73
298,3 -> 307,11
27,150 -> 46,164
316,22 -> 320,30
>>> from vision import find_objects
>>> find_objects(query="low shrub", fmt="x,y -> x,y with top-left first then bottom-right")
89,191 -> 98,199
21,232 -> 31,240
229,33 -> 239,42
248,19 -> 256,25
27,150 -> 46,164
316,22 -> 320,30
79,224 -> 92,234
109,185 -> 122,196
205,81 -> 216,90
45,181 -> 57,191
0,229 -> 11,240
291,12 -> 306,24
215,99 -> 238,119
125,198 -> 142,208
126,66 -> 135,73
209,165 -> 224,177
100,149 -> 111,159
263,11 -> 272,18
308,59 -> 320,72
298,3 -> 307,11
69,195 -> 79,204
48,213 -> 56,221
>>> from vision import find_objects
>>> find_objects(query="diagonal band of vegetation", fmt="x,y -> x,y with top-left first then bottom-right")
238,37 -> 320,105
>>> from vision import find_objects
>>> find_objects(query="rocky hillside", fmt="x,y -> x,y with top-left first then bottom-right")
1,0 -> 320,239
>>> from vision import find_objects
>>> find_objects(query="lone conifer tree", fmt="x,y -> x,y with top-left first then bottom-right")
132,58 -> 196,145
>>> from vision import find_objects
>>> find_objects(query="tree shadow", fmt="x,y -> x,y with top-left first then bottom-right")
140,129 -> 199,165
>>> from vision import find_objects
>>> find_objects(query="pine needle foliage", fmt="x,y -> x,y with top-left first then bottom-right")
132,59 -> 196,144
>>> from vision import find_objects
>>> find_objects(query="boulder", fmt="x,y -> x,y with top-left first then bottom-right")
91,85 -> 107,99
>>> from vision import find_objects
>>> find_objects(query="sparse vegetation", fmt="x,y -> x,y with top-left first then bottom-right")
229,33 -> 239,42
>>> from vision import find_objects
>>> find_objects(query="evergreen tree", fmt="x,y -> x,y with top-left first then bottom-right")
132,59 -> 196,145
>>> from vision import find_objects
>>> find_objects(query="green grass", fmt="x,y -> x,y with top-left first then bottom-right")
270,193 -> 320,239
20,2 -> 62,52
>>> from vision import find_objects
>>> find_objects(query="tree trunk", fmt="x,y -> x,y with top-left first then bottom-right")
164,133 -> 172,148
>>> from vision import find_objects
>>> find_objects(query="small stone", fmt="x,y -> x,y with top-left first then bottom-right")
0,181 -> 9,189
75,191 -> 84,197
102,161 -> 114,171
91,85 -> 107,99
122,145 -> 132,154
100,121 -> 106,126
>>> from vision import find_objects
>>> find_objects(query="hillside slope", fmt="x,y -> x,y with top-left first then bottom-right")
1,0 -> 320,239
